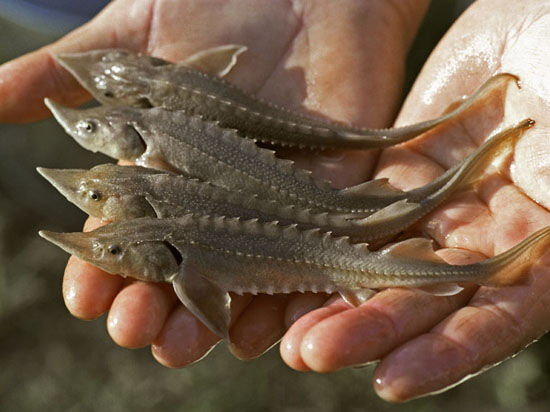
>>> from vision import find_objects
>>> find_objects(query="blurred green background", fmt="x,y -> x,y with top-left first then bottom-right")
1,1 -> 549,411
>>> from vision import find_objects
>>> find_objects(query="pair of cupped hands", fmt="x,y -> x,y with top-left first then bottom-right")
2,0 -> 550,402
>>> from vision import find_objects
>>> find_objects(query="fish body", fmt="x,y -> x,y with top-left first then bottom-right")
38,119 -> 533,242
45,100 -> 469,214
37,164 -> 356,229
40,214 -> 550,338
55,48 -> 519,149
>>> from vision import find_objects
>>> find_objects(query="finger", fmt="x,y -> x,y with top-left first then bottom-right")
228,294 -> 288,360
62,216 -> 121,319
280,298 -> 351,371
151,305 -> 221,368
373,259 -> 550,402
299,286 -> 477,373
283,248 -> 483,372
284,292 -> 329,329
0,0 -> 153,122
107,281 -> 178,348
62,255 -> 124,319
152,293 -> 252,367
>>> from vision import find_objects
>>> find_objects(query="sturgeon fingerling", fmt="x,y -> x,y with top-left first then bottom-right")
55,47 -> 520,149
39,215 -> 550,339
47,99 -> 520,215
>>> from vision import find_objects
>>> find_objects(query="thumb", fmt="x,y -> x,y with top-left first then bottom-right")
0,0 -> 153,123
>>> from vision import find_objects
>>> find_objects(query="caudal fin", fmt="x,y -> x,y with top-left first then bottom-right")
451,118 -> 534,191
352,73 -> 522,148
480,226 -> 550,286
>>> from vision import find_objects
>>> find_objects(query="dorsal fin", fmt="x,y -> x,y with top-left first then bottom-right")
383,237 -> 445,264
339,178 -> 404,198
180,44 -> 247,77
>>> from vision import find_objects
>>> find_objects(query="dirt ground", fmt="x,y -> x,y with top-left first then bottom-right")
1,2 -> 549,411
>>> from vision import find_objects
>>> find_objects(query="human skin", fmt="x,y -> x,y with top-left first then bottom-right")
1,0 -> 549,403
282,0 -> 550,402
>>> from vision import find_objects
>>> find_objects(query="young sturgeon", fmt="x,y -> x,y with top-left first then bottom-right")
45,99 -> 469,214
39,215 -> 550,339
37,164 -> 358,228
37,119 -> 533,243
55,47 -> 519,149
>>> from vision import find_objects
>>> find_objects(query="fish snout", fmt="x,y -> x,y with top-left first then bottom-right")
36,167 -> 83,199
44,98 -> 84,136
39,230 -> 95,260
56,49 -> 129,70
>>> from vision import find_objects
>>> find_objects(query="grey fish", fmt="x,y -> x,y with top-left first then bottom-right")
39,214 -> 550,339
45,99 -> 470,214
37,163 -> 358,228
54,47 -> 520,149
37,119 -> 533,243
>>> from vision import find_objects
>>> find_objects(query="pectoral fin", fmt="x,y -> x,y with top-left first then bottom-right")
181,44 -> 247,77
360,199 -> 419,225
382,237 -> 446,264
339,289 -> 377,306
339,178 -> 404,199
172,263 -> 231,340
415,283 -> 464,296
146,196 -> 177,218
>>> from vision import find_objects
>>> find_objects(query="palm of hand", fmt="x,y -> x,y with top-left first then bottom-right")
282,0 -> 550,401
2,0 -> 549,403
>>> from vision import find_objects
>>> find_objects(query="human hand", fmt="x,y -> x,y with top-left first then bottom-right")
0,0 -> 431,366
281,0 -> 550,402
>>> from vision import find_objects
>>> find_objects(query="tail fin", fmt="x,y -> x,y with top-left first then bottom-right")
355,73 -> 521,147
480,226 -> 550,286
451,118 -> 534,192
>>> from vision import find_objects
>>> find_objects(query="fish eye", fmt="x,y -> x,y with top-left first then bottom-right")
108,244 -> 122,255
88,190 -> 101,201
77,120 -> 96,133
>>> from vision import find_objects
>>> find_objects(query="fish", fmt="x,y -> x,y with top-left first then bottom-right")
54,46 -> 520,149
45,99 -> 478,214
37,119 -> 534,243
39,214 -> 550,339
37,163 -> 360,227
